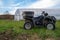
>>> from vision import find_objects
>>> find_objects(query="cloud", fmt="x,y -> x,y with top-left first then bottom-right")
53,0 -> 60,8
0,0 -> 24,14
0,0 -> 60,15
0,0 -> 36,13
1,0 -> 36,14
27,0 -> 56,8
0,0 -> 3,7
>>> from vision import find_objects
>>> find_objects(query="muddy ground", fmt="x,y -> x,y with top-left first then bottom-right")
0,29 -> 59,40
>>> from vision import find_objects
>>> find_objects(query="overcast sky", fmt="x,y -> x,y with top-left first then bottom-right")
0,0 -> 60,14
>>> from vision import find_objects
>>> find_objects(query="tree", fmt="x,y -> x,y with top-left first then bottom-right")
4,11 -> 10,15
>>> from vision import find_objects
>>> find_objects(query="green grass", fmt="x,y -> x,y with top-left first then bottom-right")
0,20 -> 60,39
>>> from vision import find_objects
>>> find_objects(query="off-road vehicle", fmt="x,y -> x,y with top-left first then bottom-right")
23,11 -> 56,30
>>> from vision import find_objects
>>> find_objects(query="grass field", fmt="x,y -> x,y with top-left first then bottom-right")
0,20 -> 60,40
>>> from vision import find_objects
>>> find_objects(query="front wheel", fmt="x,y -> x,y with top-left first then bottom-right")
46,23 -> 55,30
24,22 -> 33,30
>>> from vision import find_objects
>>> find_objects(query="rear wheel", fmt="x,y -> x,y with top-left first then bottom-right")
24,22 -> 33,30
46,23 -> 55,30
